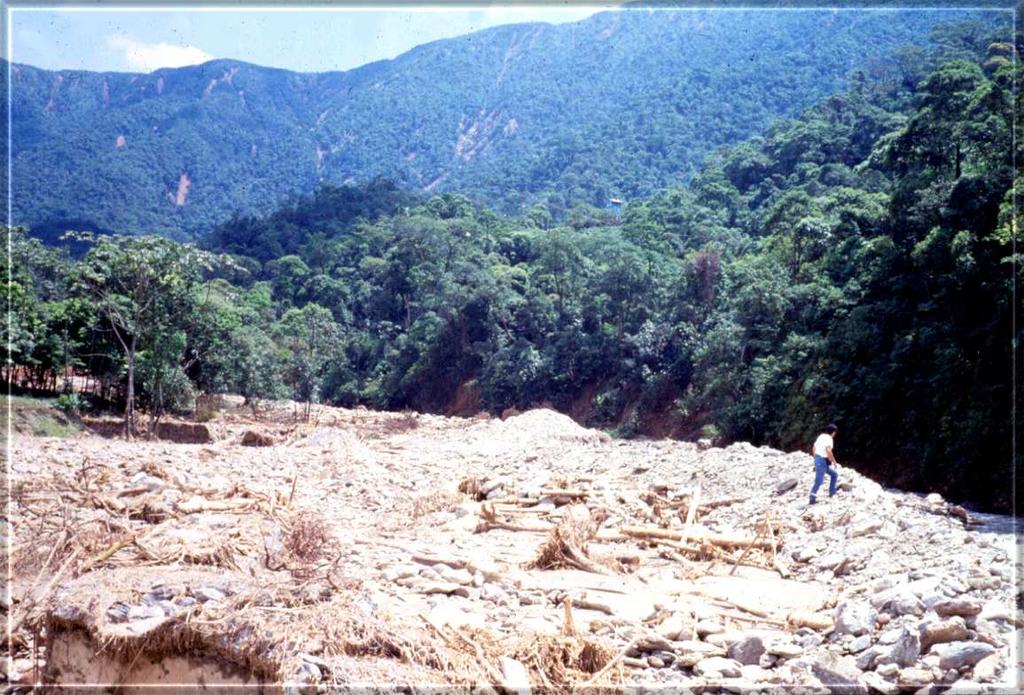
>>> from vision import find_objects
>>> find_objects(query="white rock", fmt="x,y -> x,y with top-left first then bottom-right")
901,667 -> 937,689
835,601 -> 877,636
427,604 -> 486,631
862,671 -> 899,695
452,502 -> 478,518
533,497 -> 557,513
793,546 -> 819,562
739,664 -> 772,682
696,619 -> 726,638
891,627 -> 921,667
481,478 -> 508,496
817,553 -> 848,570
877,627 -> 902,645
129,472 -> 164,491
972,653 -> 1001,682
419,581 -> 470,598
850,517 -> 883,538
194,586 -> 226,603
125,616 -> 167,634
694,656 -> 742,678
480,583 -> 506,603
876,662 -> 899,678
810,653 -> 868,695
848,635 -> 872,653
656,612 -> 691,641
440,567 -> 474,586
766,642 -> 803,658
127,604 -> 164,621
675,640 -> 724,656
499,657 -> 531,695
727,635 -> 765,665
979,601 -> 1014,623
296,661 -> 321,683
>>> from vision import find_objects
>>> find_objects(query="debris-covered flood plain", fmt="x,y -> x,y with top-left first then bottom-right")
6,402 -> 1021,693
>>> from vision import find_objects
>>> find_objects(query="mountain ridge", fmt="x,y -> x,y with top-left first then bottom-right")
6,8 -> 993,239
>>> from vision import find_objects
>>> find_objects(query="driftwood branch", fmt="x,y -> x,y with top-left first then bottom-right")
619,525 -> 772,550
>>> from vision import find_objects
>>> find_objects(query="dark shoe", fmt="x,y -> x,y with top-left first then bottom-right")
809,497 -> 817,505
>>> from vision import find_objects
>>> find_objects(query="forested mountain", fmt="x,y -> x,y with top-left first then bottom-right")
9,15 -> 1017,509
6,8 -> 993,240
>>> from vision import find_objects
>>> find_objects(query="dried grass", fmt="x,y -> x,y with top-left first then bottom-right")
48,574 -> 487,687
285,512 -> 331,564
457,477 -> 483,499
240,430 -> 276,447
529,505 -> 615,574
411,490 -> 464,518
509,632 -> 617,688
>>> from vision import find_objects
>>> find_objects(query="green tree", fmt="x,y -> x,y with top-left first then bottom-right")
74,234 -> 208,435
274,303 -> 341,419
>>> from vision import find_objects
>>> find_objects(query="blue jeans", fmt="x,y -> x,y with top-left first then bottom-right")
810,455 -> 838,501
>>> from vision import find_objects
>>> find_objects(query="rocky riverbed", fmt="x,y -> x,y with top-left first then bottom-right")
4,401 -> 1020,693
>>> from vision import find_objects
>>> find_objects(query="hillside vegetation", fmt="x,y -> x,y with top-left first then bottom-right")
8,16 -> 1017,510
7,9 -> 990,239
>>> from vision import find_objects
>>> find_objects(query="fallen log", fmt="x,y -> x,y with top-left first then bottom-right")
709,607 -> 787,627
475,519 -> 553,534
619,525 -> 772,550
538,488 -> 589,498
700,496 -> 747,510
175,496 -> 257,514
475,503 -> 556,534
692,589 -> 772,618
684,484 -> 701,528
491,505 -> 563,515
567,596 -> 614,615
729,513 -> 770,575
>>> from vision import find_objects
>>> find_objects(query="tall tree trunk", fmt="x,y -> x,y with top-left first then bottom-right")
125,336 -> 137,439
148,380 -> 162,439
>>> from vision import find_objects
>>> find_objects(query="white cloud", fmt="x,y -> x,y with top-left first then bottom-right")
106,34 -> 214,72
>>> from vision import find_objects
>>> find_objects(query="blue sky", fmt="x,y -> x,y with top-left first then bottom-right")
10,5 -> 613,74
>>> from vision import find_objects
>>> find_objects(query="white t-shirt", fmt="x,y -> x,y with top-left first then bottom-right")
813,433 -> 834,458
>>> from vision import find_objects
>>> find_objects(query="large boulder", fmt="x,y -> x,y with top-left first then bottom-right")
693,656 -> 742,678
919,616 -> 970,650
872,586 -> 925,617
933,599 -> 983,618
935,641 -> 996,671
897,667 -> 934,690
835,601 -> 877,637
810,653 -> 868,695
656,612 -> 693,641
727,635 -> 765,666
891,627 -> 921,667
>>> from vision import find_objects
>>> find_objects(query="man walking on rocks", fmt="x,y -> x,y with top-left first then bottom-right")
809,423 -> 839,504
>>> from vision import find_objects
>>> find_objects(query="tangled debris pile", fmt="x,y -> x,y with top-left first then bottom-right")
5,404 -> 1020,693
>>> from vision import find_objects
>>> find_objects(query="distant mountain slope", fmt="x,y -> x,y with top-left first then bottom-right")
6,8 -> 989,238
